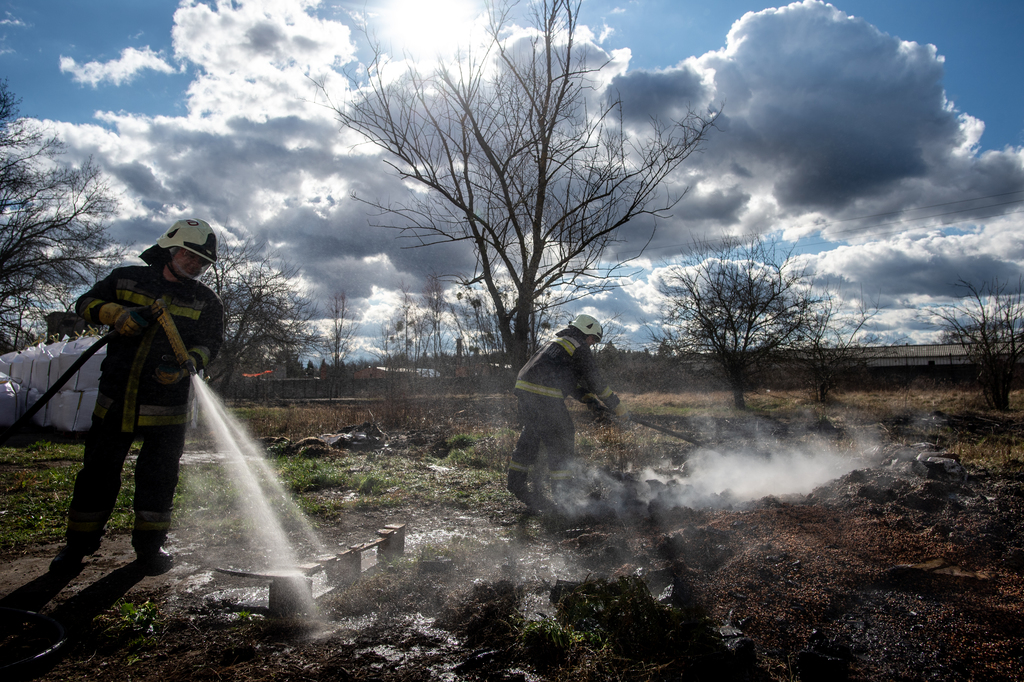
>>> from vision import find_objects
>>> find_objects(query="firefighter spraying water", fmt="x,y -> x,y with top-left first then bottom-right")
49,220 -> 224,575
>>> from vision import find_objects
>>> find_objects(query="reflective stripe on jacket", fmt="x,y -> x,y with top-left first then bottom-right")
77,264 -> 224,431
514,326 -> 620,411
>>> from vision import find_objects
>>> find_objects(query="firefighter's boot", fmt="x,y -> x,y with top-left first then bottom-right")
507,469 -> 530,505
135,547 -> 173,576
49,530 -> 102,573
133,512 -> 174,575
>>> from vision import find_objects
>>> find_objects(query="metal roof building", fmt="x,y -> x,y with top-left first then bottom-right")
860,344 -> 975,367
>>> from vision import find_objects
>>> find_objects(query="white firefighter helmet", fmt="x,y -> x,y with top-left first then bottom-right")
157,219 -> 218,263
570,314 -> 603,341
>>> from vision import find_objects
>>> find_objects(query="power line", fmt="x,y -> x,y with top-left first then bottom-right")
815,189 -> 1024,224
642,189 -> 1024,256
791,207 -> 1024,253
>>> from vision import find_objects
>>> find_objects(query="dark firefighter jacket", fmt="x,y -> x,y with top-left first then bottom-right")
76,262 -> 224,432
514,326 -> 621,411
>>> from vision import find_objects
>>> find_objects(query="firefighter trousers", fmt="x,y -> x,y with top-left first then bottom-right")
509,393 -> 575,488
66,403 -> 187,554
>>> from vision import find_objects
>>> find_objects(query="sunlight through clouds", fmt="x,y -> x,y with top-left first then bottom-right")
372,0 -> 486,59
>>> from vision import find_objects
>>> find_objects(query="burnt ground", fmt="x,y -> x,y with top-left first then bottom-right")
2,414 -> 1024,681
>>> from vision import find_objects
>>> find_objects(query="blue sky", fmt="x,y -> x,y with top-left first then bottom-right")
5,1 -> 1021,150
1,0 -> 1023,359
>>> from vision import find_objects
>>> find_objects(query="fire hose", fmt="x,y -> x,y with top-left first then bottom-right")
629,414 -> 706,446
153,297 -> 198,377
0,607 -> 67,677
0,298 -> 195,448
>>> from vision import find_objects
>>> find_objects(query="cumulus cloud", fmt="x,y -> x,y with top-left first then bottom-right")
41,0 -> 1024,357
168,0 -> 354,124
617,2 -> 1019,230
599,1 -> 1023,345
707,1 -> 958,211
60,46 -> 178,86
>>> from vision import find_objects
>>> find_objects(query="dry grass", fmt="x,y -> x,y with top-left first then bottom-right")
622,387 -> 1024,472
620,386 -> 1022,424
624,391 -> 738,416
223,392 -> 518,440
217,386 -> 1024,475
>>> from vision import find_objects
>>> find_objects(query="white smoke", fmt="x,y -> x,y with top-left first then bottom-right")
648,446 -> 858,509
565,442 -> 861,515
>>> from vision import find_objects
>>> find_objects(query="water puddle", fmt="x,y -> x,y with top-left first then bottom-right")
178,450 -> 227,465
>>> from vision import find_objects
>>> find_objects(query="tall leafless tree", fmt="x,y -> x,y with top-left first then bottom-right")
931,277 -> 1024,411
205,238 -> 321,393
0,81 -> 120,350
656,236 -> 817,409
794,286 -> 880,403
421,273 -> 452,360
320,0 -> 718,366
452,284 -> 504,357
323,290 -> 357,374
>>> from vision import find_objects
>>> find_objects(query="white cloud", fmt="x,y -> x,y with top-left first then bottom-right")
598,1 -> 1023,336
0,12 -> 26,27
38,0 -> 1024,359
60,46 -> 177,87
168,0 -> 355,125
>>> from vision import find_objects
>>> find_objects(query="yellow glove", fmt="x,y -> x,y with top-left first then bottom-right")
96,303 -> 124,327
98,303 -> 149,336
612,402 -> 628,417
155,364 -> 188,385
154,354 -> 196,385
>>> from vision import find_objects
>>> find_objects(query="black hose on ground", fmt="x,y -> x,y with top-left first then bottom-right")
629,414 -> 706,446
0,607 -> 67,679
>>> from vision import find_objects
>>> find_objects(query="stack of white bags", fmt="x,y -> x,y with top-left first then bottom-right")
0,337 -> 105,431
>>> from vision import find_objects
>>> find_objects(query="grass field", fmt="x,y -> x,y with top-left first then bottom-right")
2,387 -> 1021,552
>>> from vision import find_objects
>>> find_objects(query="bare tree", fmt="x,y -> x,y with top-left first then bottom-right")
373,315 -> 402,370
205,238 -> 321,394
656,236 -> 817,409
0,81 -> 120,350
323,290 -> 357,374
453,284 -> 504,357
795,287 -> 881,402
320,0 -> 718,367
421,273 -> 452,360
931,277 -> 1024,411
390,281 -> 429,365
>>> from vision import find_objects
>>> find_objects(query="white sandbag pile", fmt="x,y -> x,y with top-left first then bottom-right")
0,337 -> 106,432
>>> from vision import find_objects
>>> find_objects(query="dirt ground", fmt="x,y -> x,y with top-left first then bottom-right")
2,415 -> 1024,681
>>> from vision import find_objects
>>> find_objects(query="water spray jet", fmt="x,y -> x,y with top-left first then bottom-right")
190,371 -> 409,616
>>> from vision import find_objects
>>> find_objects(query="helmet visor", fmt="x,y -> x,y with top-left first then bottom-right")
174,248 -> 213,279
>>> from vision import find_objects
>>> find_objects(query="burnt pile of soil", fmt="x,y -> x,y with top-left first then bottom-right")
634,454 -> 1024,680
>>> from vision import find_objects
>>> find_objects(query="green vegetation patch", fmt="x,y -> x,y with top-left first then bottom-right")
95,600 -> 164,661
523,576 -> 722,674
0,445 -> 135,549
0,439 -> 84,466
435,430 -> 514,471
274,456 -> 355,493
